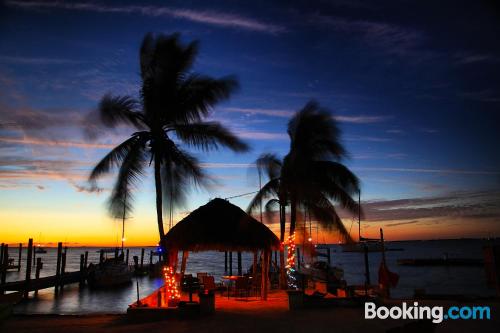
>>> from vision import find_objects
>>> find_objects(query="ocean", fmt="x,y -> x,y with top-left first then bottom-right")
4,238 -> 498,314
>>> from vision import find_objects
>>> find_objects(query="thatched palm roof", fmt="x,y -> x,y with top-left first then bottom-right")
163,198 -> 280,252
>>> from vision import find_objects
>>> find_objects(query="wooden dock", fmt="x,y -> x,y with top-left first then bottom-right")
0,271 -> 82,292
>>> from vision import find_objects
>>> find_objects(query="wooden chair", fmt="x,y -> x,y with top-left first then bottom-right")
234,276 -> 251,299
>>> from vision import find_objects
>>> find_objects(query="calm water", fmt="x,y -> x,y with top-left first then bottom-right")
4,239 -> 498,314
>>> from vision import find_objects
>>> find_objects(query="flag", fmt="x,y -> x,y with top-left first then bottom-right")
378,262 -> 399,287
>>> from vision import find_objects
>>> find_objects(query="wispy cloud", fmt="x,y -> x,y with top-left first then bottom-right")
453,52 -> 500,65
0,136 -> 116,149
0,55 -> 81,65
354,166 -> 500,176
6,1 -> 285,34
238,131 -> 288,140
223,107 -> 389,124
311,14 -> 430,60
356,191 -> 500,222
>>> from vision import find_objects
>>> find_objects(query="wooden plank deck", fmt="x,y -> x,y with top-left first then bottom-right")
0,271 -> 81,292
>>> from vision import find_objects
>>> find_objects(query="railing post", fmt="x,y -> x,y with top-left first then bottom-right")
24,239 -> 33,299
34,257 -> 42,297
55,242 -> 62,296
18,243 -> 22,272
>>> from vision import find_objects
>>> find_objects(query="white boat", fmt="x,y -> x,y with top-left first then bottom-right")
87,257 -> 132,288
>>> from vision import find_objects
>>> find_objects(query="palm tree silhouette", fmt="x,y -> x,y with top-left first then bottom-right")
248,101 -> 360,244
89,33 -> 248,254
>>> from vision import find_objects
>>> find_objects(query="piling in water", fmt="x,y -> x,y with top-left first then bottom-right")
24,239 -> 33,299
34,257 -> 42,296
55,242 -> 62,296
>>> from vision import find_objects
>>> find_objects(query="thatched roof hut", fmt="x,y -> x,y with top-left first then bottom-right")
163,198 -> 280,252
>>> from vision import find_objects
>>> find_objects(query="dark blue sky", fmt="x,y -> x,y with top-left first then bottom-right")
1,0 -> 499,241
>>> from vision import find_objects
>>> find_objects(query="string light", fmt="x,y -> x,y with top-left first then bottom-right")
285,232 -> 298,289
163,266 -> 180,306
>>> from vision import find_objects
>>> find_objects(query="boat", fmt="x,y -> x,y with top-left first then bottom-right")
397,257 -> 483,267
87,256 -> 132,288
34,245 -> 47,254
340,192 -> 403,253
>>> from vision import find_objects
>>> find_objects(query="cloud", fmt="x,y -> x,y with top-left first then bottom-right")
0,55 -> 81,65
353,190 -> 500,222
0,136 -> 116,149
311,14 -> 430,59
223,107 -> 389,124
238,131 -> 288,140
354,166 -> 500,176
200,162 -> 255,169
6,1 -> 285,34
453,52 -> 500,65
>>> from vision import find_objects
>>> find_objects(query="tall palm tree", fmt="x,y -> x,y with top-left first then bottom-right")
248,101 -> 360,245
89,33 -> 248,255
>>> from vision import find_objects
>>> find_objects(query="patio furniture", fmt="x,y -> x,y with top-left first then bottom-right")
234,276 -> 251,299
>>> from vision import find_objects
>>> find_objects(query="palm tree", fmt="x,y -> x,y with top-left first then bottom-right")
282,101 -> 360,238
248,101 -> 360,262
89,33 -> 248,257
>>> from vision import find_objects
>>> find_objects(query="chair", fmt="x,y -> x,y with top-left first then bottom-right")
202,275 -> 217,292
197,272 -> 208,280
234,276 -> 251,299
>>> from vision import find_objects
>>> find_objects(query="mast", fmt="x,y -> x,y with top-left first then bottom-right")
121,193 -> 126,253
358,190 -> 361,243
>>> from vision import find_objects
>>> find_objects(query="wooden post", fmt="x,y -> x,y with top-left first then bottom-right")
61,252 -> 67,289
140,248 -> 145,269
34,258 -> 42,296
24,239 -> 33,298
1,244 -> 8,291
380,228 -> 386,264
224,251 -> 228,273
32,243 -> 36,266
18,243 -> 22,272
0,243 -> 4,269
157,290 -> 162,307
327,247 -> 331,265
363,244 -> 370,296
261,250 -> 269,300
229,252 -> 233,275
125,249 -> 129,265
79,254 -> 85,286
237,252 -> 242,276
297,247 -> 301,270
99,249 -> 104,263
180,251 -> 188,276
55,242 -> 62,296
149,250 -> 153,269
253,251 -> 258,278
84,251 -> 89,269
114,247 -> 119,259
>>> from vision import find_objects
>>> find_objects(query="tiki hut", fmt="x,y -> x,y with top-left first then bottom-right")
162,198 -> 280,300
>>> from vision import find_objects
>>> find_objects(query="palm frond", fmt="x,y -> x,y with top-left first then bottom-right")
306,195 -> 353,243
175,75 -> 239,123
173,121 -> 248,152
255,153 -> 282,181
89,134 -> 148,184
107,138 -> 148,218
246,178 -> 280,214
99,94 -> 145,128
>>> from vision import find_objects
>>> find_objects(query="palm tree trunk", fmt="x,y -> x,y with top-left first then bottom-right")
154,154 -> 166,262
289,196 -> 297,236
279,203 -> 286,289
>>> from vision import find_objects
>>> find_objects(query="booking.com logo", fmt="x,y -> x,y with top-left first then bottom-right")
365,302 -> 491,324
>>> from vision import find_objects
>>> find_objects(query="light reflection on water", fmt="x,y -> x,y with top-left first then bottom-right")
8,239 -> 498,314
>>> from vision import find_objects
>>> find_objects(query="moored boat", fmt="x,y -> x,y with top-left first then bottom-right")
87,257 -> 132,288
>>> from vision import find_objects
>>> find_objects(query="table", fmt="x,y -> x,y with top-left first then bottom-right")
221,275 -> 242,299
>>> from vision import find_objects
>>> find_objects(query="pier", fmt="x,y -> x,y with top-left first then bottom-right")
0,239 -> 89,298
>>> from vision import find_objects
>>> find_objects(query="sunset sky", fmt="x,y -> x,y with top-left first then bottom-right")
1,0 -> 499,246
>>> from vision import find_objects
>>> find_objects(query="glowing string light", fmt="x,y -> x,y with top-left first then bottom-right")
285,232 -> 298,289
163,266 -> 180,306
